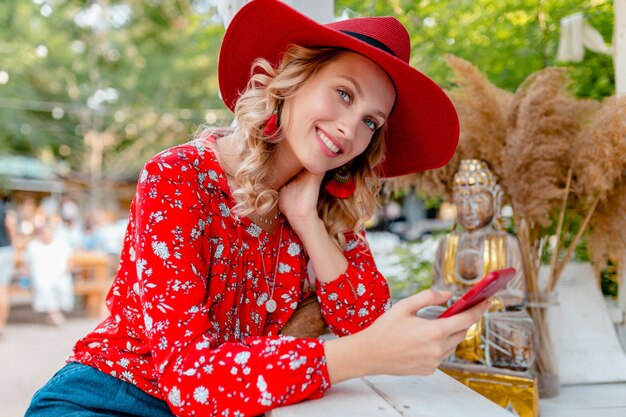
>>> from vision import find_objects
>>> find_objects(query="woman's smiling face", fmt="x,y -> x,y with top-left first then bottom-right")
279,51 -> 396,175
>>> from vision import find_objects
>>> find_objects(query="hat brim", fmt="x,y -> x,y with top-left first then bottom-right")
218,0 -> 459,178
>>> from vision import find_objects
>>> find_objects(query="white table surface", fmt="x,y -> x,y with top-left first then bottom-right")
267,370 -> 513,417
540,382 -> 626,417
545,263 -> 626,385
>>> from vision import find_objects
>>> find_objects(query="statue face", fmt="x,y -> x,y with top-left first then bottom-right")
454,187 -> 494,231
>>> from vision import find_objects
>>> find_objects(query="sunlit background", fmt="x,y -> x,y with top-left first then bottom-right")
0,1 -> 622,416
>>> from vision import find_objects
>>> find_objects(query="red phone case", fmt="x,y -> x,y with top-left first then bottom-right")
438,268 -> 516,319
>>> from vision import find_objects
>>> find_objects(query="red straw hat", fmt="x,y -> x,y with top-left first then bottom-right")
218,0 -> 459,178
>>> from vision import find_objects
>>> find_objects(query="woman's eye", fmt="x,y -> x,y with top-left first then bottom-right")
337,89 -> 350,102
364,118 -> 378,131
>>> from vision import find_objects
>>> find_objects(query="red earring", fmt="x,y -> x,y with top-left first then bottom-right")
325,168 -> 356,199
263,112 -> 279,137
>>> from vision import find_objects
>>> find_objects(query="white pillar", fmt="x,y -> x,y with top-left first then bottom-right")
615,0 -> 626,95
217,0 -> 335,28
215,0 -> 248,28
616,1 -> 626,320
283,0 -> 334,23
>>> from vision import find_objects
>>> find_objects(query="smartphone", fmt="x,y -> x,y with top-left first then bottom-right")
437,268 -> 516,319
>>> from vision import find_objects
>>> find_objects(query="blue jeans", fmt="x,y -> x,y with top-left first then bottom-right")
25,362 -> 175,417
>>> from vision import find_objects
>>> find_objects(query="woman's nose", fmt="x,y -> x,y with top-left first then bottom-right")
336,114 -> 360,141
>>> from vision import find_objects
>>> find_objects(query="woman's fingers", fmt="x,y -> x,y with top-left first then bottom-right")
438,300 -> 489,332
395,289 -> 452,315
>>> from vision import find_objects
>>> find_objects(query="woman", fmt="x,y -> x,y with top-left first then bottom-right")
26,1 -> 488,416
24,221 -> 74,326
0,194 -> 16,337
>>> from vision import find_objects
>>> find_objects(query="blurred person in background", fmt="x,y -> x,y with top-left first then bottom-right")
23,221 -> 74,326
92,210 -> 127,256
79,216 -> 101,252
0,193 -> 17,338
55,196 -> 84,250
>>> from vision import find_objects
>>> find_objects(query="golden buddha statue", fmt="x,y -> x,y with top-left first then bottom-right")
432,159 -> 538,417
433,159 -> 526,309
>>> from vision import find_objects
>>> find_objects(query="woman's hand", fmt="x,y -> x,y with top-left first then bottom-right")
279,169 -> 349,282
324,290 -> 489,383
278,170 -> 324,233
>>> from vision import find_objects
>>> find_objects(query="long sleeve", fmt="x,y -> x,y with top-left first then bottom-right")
316,232 -> 391,336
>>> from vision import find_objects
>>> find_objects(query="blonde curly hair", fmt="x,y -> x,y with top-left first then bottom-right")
208,45 -> 388,247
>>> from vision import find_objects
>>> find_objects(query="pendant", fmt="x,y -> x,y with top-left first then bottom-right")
265,299 -> 277,313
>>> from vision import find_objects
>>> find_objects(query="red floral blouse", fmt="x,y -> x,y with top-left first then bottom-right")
69,136 -> 391,416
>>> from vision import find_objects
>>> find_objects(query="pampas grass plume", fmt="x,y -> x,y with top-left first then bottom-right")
501,68 -> 589,226
587,183 -> 626,271
571,95 -> 625,201
446,55 -> 512,176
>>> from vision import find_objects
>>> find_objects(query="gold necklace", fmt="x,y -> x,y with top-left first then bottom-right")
257,221 -> 284,313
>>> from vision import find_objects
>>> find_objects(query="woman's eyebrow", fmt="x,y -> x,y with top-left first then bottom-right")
339,75 -> 363,96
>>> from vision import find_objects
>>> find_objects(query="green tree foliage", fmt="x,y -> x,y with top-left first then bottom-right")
336,0 -> 614,98
0,0 -> 615,180
0,0 -> 227,178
